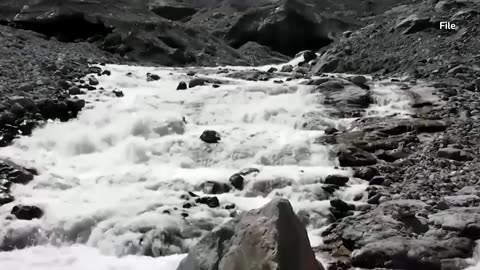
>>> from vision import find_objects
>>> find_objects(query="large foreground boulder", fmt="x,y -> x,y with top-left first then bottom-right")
177,198 -> 324,270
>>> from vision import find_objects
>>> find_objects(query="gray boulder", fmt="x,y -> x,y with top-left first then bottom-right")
177,198 -> 324,270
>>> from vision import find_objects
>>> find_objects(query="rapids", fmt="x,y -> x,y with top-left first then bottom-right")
0,61 -> 442,270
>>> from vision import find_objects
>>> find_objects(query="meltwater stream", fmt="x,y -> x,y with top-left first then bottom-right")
0,63 -> 430,270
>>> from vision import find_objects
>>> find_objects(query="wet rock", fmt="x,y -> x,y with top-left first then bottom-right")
66,98 -> 86,113
300,50 -> 317,63
330,198 -> 355,213
68,86 -> 83,95
224,203 -> 236,210
376,149 -> 409,162
200,130 -> 221,143
11,205 -> 43,220
267,67 -> 278,73
195,196 -> 220,208
325,175 -> 349,186
113,89 -> 124,97
369,176 -> 385,186
0,193 -> 14,206
437,147 -> 472,161
338,146 -> 377,167
249,178 -> 292,196
239,168 -> 260,176
367,194 -> 382,205
0,160 -> 36,184
281,64 -> 293,72
177,198 -> 324,270
0,111 -> 16,125
147,73 -> 161,81
189,78 -> 206,88
88,76 -> 99,86
437,200 -> 450,210
9,97 -> 37,113
140,227 -> 188,257
381,120 -> 447,135
324,127 -> 338,135
354,167 -> 379,181
10,103 -> 26,116
101,70 -> 111,76
350,75 -> 367,84
229,173 -> 244,190
322,184 -> 340,194
177,81 -> 188,90
199,181 -> 231,195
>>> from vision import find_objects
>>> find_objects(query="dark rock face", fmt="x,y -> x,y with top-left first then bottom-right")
11,205 -> 44,220
224,1 -> 337,56
0,0 -> 251,66
177,198 -> 324,270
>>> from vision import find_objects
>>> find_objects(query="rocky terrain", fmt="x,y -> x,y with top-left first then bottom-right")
1,0 -> 480,270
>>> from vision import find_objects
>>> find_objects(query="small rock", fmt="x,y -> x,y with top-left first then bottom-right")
200,181 -> 231,194
18,83 -> 34,92
369,176 -> 385,186
200,130 -> 221,143
239,168 -> 260,176
267,67 -> 278,73
325,175 -> 349,186
195,196 -> 220,208
354,167 -> 379,181
437,147 -> 472,161
324,127 -> 338,135
101,70 -> 111,76
229,173 -> 244,190
437,200 -> 450,210
113,90 -> 124,97
0,193 -> 14,206
338,146 -> 377,167
351,75 -> 367,84
177,81 -> 188,90
10,103 -> 26,116
330,198 -> 354,213
88,77 -> 99,86
68,86 -> 83,95
367,194 -> 381,204
189,78 -> 206,88
281,64 -> 293,72
147,73 -> 161,81
224,203 -> 236,210
11,205 -> 43,220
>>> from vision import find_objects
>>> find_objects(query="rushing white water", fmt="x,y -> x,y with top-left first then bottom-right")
0,62 -> 436,270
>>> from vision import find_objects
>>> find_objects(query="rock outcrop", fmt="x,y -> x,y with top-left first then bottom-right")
177,198 -> 324,270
